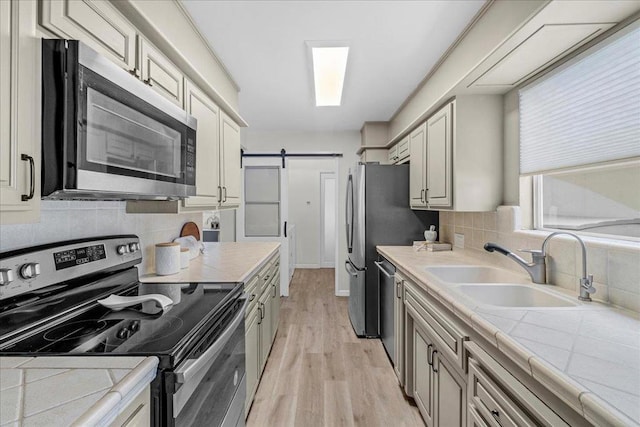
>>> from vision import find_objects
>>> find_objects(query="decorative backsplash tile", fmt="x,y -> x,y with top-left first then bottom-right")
0,201 -> 202,275
440,206 -> 640,313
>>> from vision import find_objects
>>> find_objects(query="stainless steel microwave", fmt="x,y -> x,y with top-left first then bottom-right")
41,39 -> 197,200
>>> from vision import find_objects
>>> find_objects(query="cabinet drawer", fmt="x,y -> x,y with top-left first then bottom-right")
466,342 -> 570,427
468,404 -> 490,427
469,360 -> 536,427
405,282 -> 466,370
245,275 -> 261,313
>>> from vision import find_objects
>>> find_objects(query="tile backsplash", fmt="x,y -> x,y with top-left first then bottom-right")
0,201 -> 202,274
440,206 -> 640,313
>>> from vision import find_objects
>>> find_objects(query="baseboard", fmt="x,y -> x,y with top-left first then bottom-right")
295,264 -> 321,269
335,290 -> 349,297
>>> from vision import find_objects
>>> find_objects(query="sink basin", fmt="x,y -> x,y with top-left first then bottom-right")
456,284 -> 579,308
424,265 -> 528,284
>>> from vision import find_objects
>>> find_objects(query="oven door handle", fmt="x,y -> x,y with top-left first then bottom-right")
174,296 -> 248,385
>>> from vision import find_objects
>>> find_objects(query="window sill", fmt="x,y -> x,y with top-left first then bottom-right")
513,229 -> 640,252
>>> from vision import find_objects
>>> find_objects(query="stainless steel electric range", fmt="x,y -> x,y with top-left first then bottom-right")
0,235 -> 247,427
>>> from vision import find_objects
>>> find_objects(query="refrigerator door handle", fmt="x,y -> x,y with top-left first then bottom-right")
345,260 -> 359,277
346,174 -> 354,253
374,261 -> 394,279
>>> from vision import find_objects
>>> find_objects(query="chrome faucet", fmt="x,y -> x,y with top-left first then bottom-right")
484,231 -> 596,302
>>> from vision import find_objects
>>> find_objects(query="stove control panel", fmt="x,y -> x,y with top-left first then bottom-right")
0,236 -> 142,301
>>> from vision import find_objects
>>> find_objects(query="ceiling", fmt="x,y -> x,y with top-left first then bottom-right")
181,1 -> 485,132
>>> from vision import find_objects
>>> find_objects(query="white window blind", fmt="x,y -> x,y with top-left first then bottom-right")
519,26 -> 640,175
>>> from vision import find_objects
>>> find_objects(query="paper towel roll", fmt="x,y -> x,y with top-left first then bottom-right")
180,247 -> 190,269
155,242 -> 180,276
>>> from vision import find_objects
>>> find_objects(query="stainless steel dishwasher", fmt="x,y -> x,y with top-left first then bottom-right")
375,256 -> 396,363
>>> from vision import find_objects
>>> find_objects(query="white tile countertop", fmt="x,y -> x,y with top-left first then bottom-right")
139,241 -> 280,284
378,245 -> 640,427
0,356 -> 158,427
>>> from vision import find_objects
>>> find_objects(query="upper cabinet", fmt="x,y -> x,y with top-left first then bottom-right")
40,0 -> 137,71
1,0 -> 40,224
182,81 -> 221,208
220,111 -> 241,208
410,96 -> 502,212
425,103 -> 453,208
139,38 -> 184,107
409,123 -> 427,209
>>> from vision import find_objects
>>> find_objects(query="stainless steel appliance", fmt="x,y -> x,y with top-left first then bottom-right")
375,257 -> 396,364
41,39 -> 197,200
0,236 -> 246,426
345,163 -> 438,345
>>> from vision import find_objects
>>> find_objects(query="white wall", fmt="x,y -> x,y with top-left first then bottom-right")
242,129 -> 361,296
0,201 -> 202,275
287,158 -> 336,268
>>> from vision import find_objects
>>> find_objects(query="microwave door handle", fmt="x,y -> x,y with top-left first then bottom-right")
174,296 -> 248,385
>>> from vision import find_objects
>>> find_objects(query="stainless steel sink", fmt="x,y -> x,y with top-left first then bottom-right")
424,265 -> 528,284
456,284 -> 579,308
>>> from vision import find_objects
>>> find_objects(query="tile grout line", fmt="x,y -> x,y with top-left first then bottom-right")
21,385 -> 113,420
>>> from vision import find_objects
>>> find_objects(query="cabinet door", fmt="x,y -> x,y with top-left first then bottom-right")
245,306 -> 260,416
393,276 -> 404,386
409,123 -> 427,208
434,350 -> 466,427
259,290 -> 273,373
1,0 -> 40,223
183,81 -> 221,208
413,325 -> 435,427
139,38 -> 184,107
40,0 -> 137,72
270,266 -> 281,340
220,111 -> 241,207
426,103 -> 453,208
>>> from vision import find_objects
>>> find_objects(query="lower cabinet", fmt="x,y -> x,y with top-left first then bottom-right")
109,386 -> 151,427
410,313 -> 466,427
244,253 -> 281,416
393,273 -> 405,386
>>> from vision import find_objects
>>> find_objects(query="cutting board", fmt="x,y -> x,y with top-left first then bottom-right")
180,222 -> 201,241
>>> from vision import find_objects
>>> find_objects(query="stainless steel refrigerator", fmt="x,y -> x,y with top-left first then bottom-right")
345,163 -> 438,343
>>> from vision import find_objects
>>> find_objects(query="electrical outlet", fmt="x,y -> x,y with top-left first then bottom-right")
454,233 -> 465,249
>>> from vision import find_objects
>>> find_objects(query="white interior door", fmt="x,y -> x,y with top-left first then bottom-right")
320,172 -> 336,268
238,157 -> 291,296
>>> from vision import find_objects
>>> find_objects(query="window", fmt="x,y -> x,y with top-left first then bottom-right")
520,23 -> 640,240
244,166 -> 281,237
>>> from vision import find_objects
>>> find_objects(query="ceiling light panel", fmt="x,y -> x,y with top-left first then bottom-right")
311,46 -> 349,106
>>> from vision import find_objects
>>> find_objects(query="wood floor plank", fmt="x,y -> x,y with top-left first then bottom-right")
246,268 -> 425,427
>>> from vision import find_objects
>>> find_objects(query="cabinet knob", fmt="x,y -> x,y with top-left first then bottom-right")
143,78 -> 153,87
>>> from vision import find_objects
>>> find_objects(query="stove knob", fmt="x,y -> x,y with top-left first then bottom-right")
117,245 -> 129,255
128,243 -> 138,252
116,328 -> 130,339
19,263 -> 40,280
0,269 -> 14,286
129,321 -> 140,332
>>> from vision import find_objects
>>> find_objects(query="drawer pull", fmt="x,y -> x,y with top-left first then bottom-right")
431,349 -> 438,373
143,78 -> 153,86
249,293 -> 256,301
427,344 -> 433,366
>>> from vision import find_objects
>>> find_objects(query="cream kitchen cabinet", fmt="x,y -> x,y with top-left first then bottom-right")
394,272 -> 406,386
109,386 -> 151,427
1,0 -> 40,224
410,96 -> 502,212
182,81 -> 221,208
219,111 -> 242,208
409,123 -> 427,208
426,102 -> 453,208
40,0 -> 137,72
139,37 -> 184,107
244,253 -> 281,416
40,1 -> 185,108
389,136 -> 410,165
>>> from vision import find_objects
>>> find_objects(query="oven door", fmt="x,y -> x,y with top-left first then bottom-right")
172,297 -> 248,426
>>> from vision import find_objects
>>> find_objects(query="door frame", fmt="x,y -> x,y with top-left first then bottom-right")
319,171 -> 337,268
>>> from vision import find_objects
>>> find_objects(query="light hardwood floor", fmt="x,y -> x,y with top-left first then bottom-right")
247,268 -> 425,427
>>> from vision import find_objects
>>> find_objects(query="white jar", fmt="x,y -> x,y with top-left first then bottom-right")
155,242 -> 180,276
